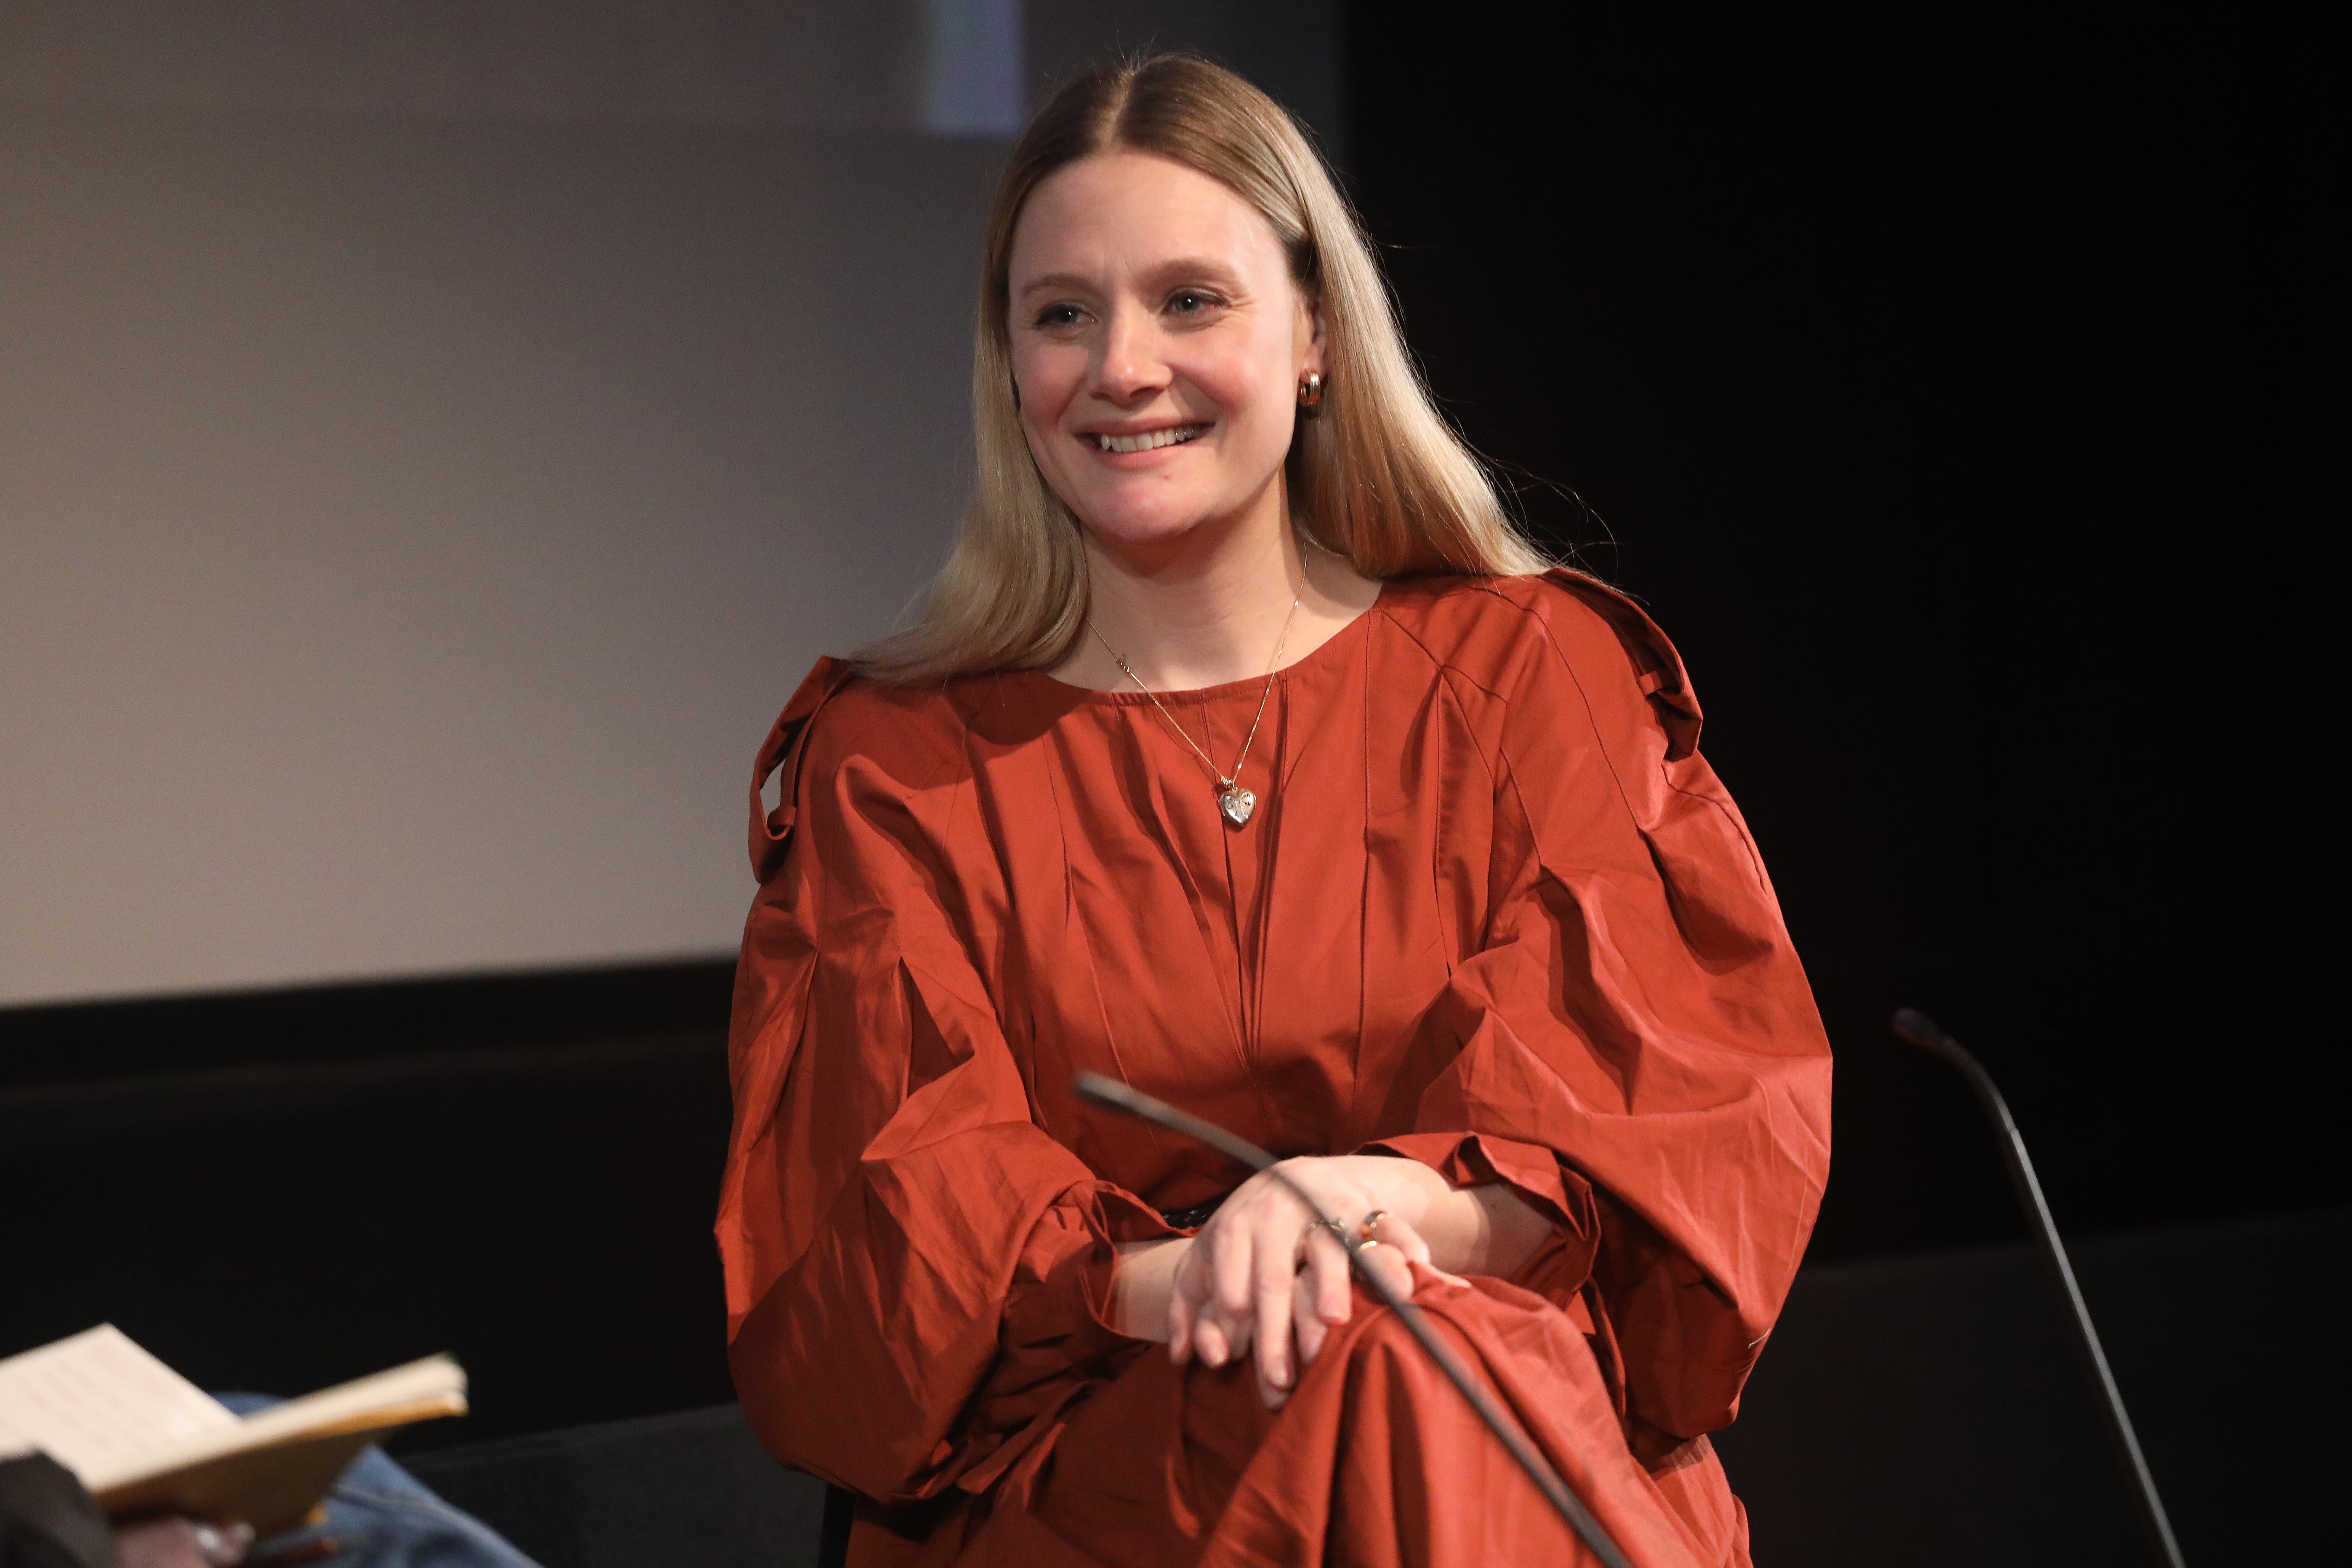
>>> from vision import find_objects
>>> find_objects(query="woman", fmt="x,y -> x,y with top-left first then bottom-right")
718,54 -> 1832,1568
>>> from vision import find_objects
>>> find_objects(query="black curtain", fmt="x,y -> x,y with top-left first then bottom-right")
1343,2 -> 2340,1260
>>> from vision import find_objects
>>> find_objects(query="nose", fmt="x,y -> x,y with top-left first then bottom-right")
1089,302 -> 1169,406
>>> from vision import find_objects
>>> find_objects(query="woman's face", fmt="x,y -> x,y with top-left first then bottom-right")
1006,150 -> 1322,554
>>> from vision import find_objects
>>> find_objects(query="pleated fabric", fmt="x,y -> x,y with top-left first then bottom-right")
718,570 -> 1833,1567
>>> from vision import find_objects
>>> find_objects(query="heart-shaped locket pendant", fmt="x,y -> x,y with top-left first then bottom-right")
1219,786 -> 1258,827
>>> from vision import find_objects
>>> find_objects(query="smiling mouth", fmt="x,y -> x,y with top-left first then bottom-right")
1090,424 -> 1210,454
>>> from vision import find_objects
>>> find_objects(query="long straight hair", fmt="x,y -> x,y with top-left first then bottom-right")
857,54 -> 1549,683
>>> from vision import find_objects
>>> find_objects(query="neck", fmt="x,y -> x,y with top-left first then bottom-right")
1054,470 -> 1385,693
1077,477 -> 1310,691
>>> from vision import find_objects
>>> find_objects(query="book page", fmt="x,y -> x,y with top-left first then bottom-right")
0,1326 -> 236,1491
106,1354 -> 467,1491
229,1355 -> 465,1449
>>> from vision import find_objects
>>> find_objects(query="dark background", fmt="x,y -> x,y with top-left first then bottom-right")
1346,1 -> 2340,1261
4,3 -> 2340,1559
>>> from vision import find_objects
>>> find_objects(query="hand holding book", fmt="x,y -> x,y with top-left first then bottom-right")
0,1326 -> 466,1540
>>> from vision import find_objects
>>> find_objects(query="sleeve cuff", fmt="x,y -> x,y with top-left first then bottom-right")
956,1183 -> 1166,1493
997,1181 -> 1167,1382
1360,1130 -> 1599,1241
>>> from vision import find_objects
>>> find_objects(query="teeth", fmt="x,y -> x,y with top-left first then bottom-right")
1093,425 -> 1207,453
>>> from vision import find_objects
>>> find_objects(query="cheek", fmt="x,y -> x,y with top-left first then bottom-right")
1186,345 -> 1293,450
1199,327 -> 1296,420
1011,352 -> 1076,467
1014,342 -> 1083,411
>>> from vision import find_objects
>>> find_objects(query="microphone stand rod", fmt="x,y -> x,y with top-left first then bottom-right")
1072,1072 -> 1635,1568
1890,1009 -> 2186,1568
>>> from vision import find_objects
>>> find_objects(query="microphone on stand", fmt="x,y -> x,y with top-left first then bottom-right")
1072,1071 -> 1635,1568
1891,1008 -> 2187,1568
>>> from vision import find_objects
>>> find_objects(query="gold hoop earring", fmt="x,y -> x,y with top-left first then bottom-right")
1297,371 -> 1323,413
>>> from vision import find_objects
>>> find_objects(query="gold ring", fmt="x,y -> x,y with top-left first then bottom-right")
1354,1210 -> 1391,1250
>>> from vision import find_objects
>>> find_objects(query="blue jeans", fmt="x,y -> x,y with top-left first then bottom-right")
214,1397 -> 538,1568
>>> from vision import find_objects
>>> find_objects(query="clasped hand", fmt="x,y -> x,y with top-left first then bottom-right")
1114,1154 -> 1472,1410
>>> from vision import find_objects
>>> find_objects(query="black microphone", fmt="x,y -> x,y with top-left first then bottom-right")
1072,1071 -> 1635,1568
1891,1008 -> 2186,1568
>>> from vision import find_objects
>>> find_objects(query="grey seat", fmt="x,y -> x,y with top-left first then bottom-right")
402,1404 -> 834,1568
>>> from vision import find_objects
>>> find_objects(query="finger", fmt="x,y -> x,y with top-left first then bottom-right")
1167,1275 -> 1196,1364
1257,1352 -> 1291,1411
1170,1241 -> 1216,1362
1293,1262 -> 1330,1368
1194,1310 -> 1229,1368
1370,1211 -> 1435,1268
1253,1232 -> 1298,1402
1368,1213 -> 1470,1286
1219,1282 -> 1257,1361
1206,1292 -> 1255,1363
1310,1228 -> 1354,1325
1295,1226 -> 1350,1376
192,1520 -> 254,1567
1213,1216 -> 1258,1324
1354,1239 -> 1418,1300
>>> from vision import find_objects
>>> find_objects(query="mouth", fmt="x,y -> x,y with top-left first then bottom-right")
1087,423 -> 1210,454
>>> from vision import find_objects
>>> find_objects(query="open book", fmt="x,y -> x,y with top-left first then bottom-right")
0,1326 -> 466,1538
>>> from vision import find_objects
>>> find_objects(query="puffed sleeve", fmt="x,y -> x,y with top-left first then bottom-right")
715,661 -> 1167,1502
1374,572 -> 1834,1454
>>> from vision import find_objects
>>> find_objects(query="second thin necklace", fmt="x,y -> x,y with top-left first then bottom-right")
1089,596 -> 1300,828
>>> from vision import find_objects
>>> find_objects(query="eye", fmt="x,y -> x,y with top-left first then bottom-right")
1031,302 -> 1087,330
1167,289 -> 1226,318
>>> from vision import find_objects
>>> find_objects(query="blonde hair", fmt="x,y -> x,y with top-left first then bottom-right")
857,54 -> 1549,683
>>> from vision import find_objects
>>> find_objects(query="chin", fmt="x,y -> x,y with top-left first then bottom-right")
1069,491 -> 1227,550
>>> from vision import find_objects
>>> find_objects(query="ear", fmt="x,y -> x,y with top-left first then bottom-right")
1298,289 -> 1328,377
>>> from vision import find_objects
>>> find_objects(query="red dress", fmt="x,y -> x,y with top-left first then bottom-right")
717,571 -> 1833,1566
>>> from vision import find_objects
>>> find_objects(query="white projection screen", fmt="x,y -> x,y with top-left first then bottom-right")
0,1 -> 1342,1006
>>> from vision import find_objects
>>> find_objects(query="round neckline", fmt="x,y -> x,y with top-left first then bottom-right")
1029,581 -> 1387,705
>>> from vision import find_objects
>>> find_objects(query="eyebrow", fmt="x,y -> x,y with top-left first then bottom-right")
1017,271 -> 1097,299
1016,256 -> 1250,299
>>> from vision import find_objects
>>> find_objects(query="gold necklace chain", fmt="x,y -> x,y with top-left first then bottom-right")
1089,596 -> 1301,827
